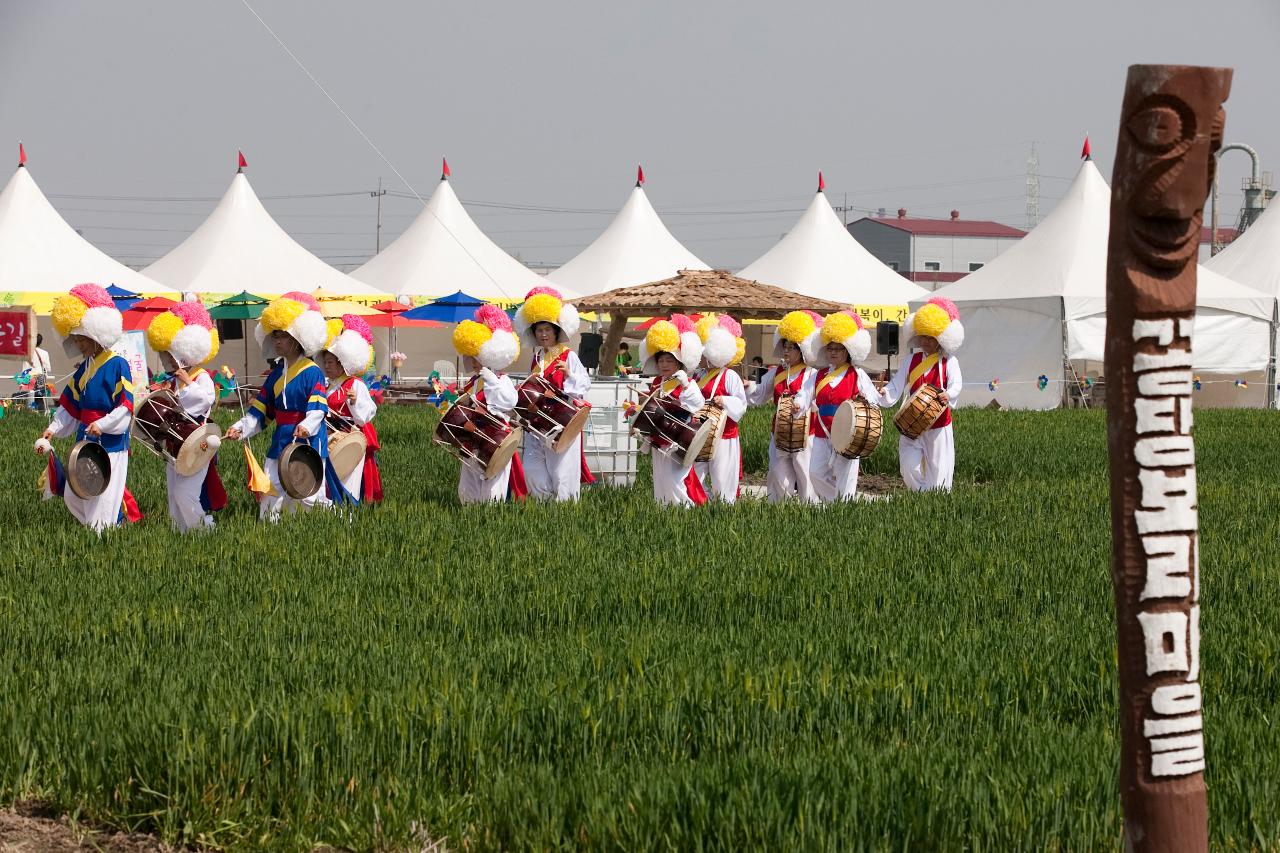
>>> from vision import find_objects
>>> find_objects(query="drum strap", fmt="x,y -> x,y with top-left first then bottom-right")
908,353 -> 939,388
774,365 -> 803,395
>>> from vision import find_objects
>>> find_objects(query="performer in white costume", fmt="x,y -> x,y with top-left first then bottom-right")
226,291 -> 335,520
692,313 -> 748,503
319,313 -> 381,505
451,303 -> 523,504
745,310 -> 824,503
630,315 -> 707,507
802,310 -> 879,503
34,283 -> 141,532
867,296 -> 964,492
146,301 -> 226,531
512,287 -> 593,501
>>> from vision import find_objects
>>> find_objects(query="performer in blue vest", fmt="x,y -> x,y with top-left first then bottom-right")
226,291 -> 343,520
33,283 -> 141,532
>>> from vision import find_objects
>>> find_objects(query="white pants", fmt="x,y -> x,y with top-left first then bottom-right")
524,433 -> 581,501
64,449 -> 129,533
166,464 -> 214,532
693,436 -> 740,503
810,437 -> 860,503
766,438 -> 815,503
900,424 -> 955,492
459,460 -> 511,504
259,457 -> 330,521
650,445 -> 696,507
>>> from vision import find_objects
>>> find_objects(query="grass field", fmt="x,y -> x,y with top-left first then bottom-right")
0,402 -> 1277,850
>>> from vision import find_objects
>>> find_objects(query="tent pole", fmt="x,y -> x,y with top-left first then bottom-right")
1061,301 -> 1072,409
1270,301 -> 1278,410
243,320 -> 250,384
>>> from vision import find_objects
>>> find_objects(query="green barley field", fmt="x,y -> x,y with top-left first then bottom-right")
0,402 -> 1276,850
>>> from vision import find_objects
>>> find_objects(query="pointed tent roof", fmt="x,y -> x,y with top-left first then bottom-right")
548,182 -> 709,295
1204,200 -> 1280,298
351,174 -> 552,302
932,159 -> 1272,321
738,186 -> 928,304
0,165 -> 169,295
143,172 -> 386,297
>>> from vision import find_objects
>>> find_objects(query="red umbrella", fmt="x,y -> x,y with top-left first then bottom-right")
364,300 -> 444,329
121,296 -> 179,331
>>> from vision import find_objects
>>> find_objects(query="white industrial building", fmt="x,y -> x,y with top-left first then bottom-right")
846,209 -> 1025,290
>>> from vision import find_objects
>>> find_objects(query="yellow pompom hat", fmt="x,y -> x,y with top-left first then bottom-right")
50,283 -> 123,360
905,296 -> 964,353
695,313 -> 745,369
639,314 -> 704,373
512,286 -> 580,348
771,310 -> 824,365
452,303 -> 520,371
321,313 -> 376,376
818,310 -> 872,366
254,291 -> 329,358
146,301 -> 220,368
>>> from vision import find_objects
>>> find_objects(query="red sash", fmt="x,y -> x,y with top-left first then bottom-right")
908,353 -> 952,430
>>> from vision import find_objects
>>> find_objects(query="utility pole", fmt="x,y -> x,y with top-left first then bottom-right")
1025,142 -> 1040,230
370,177 -> 387,253
832,192 -> 856,227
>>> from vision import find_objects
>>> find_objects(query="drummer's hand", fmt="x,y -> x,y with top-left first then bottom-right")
225,426 -> 243,441
86,421 -> 103,437
174,367 -> 192,385
673,370 -> 688,384
293,425 -> 310,439
938,391 -> 950,407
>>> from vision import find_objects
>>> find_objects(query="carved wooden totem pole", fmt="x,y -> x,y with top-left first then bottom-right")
1105,64 -> 1232,852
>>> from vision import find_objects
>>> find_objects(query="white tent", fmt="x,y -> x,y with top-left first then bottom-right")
0,165 -> 169,298
738,187 -> 927,305
1205,201 -> 1280,406
144,171 -> 386,297
548,178 -> 709,294
930,159 -> 1275,409
351,174 -> 554,302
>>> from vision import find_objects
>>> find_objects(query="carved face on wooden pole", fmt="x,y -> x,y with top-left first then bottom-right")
1105,64 -> 1232,853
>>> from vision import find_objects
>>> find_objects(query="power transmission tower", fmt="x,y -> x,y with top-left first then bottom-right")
1025,142 -> 1040,230
370,177 -> 387,253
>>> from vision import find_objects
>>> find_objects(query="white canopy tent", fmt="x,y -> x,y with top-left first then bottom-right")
548,178 -> 709,294
930,159 -> 1275,409
1205,202 -> 1280,407
0,164 -> 170,298
351,174 -> 556,302
144,171 -> 387,297
738,187 -> 928,305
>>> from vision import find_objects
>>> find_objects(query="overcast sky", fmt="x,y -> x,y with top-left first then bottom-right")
1,0 -> 1276,272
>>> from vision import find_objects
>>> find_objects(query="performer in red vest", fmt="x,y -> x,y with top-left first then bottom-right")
692,313 -> 747,502
319,313 -> 382,505
746,310 -> 824,502
869,296 -> 964,491
146,301 -> 226,530
451,303 -> 523,504
801,310 -> 879,503
513,287 -> 592,501
631,314 -> 706,507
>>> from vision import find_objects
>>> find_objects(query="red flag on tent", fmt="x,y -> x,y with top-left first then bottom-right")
238,150 -> 247,169
818,171 -> 825,192
442,157 -> 451,179
18,142 -> 25,166
636,165 -> 645,186
1080,136 -> 1091,160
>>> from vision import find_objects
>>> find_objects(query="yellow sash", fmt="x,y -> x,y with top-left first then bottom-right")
908,354 -> 939,388
815,365 -> 849,396
537,344 -> 568,376
700,367 -> 723,392
773,365 -> 802,394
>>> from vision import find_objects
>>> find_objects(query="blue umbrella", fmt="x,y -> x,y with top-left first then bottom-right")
105,283 -> 142,311
400,290 -> 486,324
